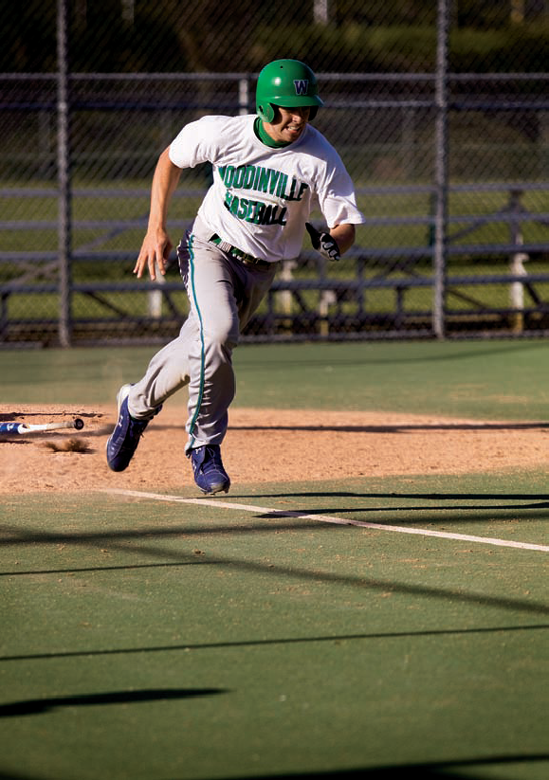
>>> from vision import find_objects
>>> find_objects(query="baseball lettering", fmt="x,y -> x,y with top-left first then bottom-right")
224,191 -> 287,225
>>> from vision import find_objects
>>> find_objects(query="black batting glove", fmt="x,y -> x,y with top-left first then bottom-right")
305,222 -> 341,262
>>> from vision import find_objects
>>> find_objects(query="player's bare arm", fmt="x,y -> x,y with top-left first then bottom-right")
134,147 -> 182,280
330,223 -> 356,255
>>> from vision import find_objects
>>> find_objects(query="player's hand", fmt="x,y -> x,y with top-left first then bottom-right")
134,228 -> 172,280
305,222 -> 341,262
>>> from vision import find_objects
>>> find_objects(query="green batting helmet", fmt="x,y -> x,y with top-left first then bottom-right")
256,59 -> 324,123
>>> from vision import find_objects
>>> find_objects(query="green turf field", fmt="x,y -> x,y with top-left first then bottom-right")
1,340 -> 548,780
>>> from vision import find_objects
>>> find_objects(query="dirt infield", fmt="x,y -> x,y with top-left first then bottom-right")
0,404 -> 547,494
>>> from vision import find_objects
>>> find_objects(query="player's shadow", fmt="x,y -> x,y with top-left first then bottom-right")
230,421 -> 549,433
0,687 -> 226,718
173,754 -> 549,777
241,490 -> 549,522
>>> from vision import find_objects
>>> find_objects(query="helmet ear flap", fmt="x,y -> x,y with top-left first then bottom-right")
258,103 -> 275,123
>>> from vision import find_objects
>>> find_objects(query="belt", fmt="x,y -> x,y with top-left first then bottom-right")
209,234 -> 272,268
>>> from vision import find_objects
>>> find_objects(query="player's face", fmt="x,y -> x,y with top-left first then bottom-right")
264,106 -> 310,144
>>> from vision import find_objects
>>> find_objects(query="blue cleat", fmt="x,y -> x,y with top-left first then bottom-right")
106,384 -> 161,472
190,445 -> 231,495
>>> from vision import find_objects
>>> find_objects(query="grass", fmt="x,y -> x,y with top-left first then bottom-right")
1,339 -> 549,419
1,474 -> 548,780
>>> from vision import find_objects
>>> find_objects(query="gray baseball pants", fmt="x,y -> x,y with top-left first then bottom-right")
127,215 -> 278,453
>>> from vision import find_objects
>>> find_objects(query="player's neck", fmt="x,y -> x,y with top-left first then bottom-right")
254,117 -> 291,148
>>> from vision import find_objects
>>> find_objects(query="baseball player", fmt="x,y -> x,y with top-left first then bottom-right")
106,59 -> 366,494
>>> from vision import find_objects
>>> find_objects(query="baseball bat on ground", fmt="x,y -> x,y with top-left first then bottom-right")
0,418 -> 84,435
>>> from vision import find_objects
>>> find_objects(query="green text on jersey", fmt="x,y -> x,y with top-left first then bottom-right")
218,164 -> 309,202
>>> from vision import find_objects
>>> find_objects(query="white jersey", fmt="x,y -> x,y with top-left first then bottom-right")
169,114 -> 365,263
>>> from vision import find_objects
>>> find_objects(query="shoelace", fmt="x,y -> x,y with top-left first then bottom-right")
200,446 -> 224,473
125,417 -> 148,444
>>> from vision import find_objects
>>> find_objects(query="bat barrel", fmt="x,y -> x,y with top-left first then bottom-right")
0,418 -> 85,434
0,423 -> 24,435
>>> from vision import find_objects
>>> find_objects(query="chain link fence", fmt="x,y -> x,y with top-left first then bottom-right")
1,0 -> 548,346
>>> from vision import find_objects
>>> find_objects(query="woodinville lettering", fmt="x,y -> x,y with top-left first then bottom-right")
218,165 -> 309,202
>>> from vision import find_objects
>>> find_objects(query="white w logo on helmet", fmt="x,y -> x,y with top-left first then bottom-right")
293,79 -> 309,96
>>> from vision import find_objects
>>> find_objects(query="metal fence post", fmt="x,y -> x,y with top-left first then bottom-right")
433,0 -> 450,340
57,0 -> 72,347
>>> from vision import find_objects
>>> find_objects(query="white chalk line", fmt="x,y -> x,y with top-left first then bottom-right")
106,489 -> 549,552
